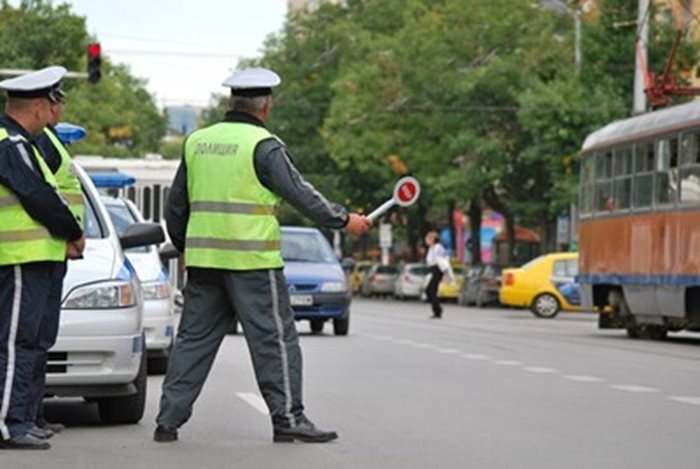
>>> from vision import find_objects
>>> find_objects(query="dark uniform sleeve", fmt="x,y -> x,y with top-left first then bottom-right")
165,159 -> 189,252
35,129 -> 62,174
0,139 -> 82,241
253,138 -> 349,229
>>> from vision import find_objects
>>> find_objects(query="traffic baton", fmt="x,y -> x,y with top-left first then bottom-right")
367,176 -> 421,222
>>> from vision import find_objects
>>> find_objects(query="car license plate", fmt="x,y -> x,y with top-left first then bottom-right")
290,295 -> 313,306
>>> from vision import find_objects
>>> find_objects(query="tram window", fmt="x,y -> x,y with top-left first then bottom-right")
595,181 -> 613,212
580,183 -> 594,214
614,178 -> 632,209
655,172 -> 677,205
657,138 -> 678,171
614,147 -> 633,176
680,167 -> 700,204
582,157 -> 595,185
142,187 -> 152,220
596,152 -> 613,179
681,133 -> 700,166
633,174 -> 653,208
635,142 -> 654,172
126,186 -> 136,203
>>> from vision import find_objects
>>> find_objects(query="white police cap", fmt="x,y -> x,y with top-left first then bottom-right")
0,66 -> 67,103
222,67 -> 280,97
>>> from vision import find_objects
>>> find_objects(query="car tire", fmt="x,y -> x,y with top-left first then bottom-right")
310,319 -> 324,334
531,293 -> 561,319
97,345 -> 147,424
627,322 -> 667,340
147,341 -> 172,375
333,314 -> 349,336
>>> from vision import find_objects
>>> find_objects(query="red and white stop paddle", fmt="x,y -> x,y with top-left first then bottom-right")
367,176 -> 421,222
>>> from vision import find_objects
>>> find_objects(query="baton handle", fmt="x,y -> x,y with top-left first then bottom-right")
367,199 -> 396,222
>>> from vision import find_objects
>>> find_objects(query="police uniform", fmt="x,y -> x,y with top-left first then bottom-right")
0,67 -> 83,450
155,68 -> 347,443
26,122 -> 85,436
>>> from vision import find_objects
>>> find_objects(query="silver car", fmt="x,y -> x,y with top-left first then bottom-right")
394,263 -> 429,300
45,165 -> 164,424
361,264 -> 399,297
102,196 -> 175,374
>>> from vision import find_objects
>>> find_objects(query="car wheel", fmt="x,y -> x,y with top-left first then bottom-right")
147,341 -> 172,375
531,293 -> 560,319
310,318 -> 324,334
627,322 -> 667,340
97,344 -> 147,424
333,314 -> 349,336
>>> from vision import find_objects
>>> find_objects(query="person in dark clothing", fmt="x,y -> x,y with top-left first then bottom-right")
425,230 -> 450,319
154,67 -> 370,444
0,66 -> 84,451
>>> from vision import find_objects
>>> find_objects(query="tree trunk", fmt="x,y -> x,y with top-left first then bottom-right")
505,213 -> 516,266
467,200 -> 482,265
447,199 -> 456,252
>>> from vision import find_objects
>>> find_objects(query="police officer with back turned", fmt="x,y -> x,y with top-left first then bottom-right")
0,67 -> 84,450
155,67 -> 371,444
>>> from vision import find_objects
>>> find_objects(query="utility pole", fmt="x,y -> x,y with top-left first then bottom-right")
633,0 -> 650,114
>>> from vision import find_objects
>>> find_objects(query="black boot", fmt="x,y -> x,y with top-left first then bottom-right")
0,434 -> 51,450
273,416 -> 338,443
153,425 -> 178,443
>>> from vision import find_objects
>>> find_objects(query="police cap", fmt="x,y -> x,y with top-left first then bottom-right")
222,67 -> 281,98
0,66 -> 67,104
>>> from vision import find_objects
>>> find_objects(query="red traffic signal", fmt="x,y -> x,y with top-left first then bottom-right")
87,42 -> 102,84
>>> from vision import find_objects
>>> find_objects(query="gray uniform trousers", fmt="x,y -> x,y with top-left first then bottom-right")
156,267 -> 304,430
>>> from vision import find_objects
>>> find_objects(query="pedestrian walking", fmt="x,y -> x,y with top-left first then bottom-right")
154,67 -> 371,444
0,66 -> 84,450
425,230 -> 452,319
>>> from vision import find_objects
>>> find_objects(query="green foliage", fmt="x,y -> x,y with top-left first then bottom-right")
0,0 -> 166,157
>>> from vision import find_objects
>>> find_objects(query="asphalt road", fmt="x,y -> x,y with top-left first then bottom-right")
6,298 -> 700,469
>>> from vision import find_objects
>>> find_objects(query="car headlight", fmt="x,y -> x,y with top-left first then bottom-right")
320,281 -> 346,293
63,281 -> 137,309
142,281 -> 171,301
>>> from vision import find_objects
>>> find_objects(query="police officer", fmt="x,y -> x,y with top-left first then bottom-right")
155,67 -> 371,444
26,95 -> 86,440
0,67 -> 84,450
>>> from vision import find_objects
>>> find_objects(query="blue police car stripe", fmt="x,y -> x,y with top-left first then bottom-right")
0,266 -> 22,440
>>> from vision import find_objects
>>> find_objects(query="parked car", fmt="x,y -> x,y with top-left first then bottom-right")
458,264 -> 502,307
348,260 -> 373,295
438,265 -> 464,300
361,264 -> 399,297
46,164 -> 164,424
499,252 -> 580,318
394,263 -> 429,300
102,196 -> 175,374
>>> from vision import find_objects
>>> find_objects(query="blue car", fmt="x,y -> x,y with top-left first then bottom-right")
281,226 -> 351,335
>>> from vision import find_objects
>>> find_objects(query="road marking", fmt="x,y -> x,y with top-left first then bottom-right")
667,396 -> 700,406
436,348 -> 460,354
524,367 -> 559,374
236,392 -> 269,415
564,375 -> 604,383
413,343 -> 435,349
462,353 -> 490,360
493,360 -> 521,366
609,385 -> 660,393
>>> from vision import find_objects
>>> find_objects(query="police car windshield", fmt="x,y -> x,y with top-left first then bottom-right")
281,231 -> 336,264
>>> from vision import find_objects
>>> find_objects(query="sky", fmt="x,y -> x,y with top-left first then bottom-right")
59,0 -> 288,108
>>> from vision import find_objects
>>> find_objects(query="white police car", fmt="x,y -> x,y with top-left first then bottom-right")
44,164 -> 164,424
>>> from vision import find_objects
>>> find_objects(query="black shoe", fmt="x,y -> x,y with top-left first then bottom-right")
28,426 -> 53,440
40,422 -> 65,434
0,434 -> 51,450
273,417 -> 338,443
154,425 -> 178,443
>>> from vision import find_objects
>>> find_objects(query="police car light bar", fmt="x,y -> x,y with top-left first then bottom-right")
89,172 -> 136,189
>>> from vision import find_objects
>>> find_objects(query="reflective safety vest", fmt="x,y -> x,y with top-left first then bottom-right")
0,128 -> 66,266
184,122 -> 283,270
43,128 -> 85,226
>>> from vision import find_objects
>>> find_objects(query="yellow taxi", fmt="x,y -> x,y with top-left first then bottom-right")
499,252 -> 580,318
348,261 -> 373,295
438,265 -> 465,300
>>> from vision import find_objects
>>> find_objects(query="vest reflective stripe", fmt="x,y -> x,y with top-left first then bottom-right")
43,128 -> 84,225
186,238 -> 280,251
0,128 -> 66,266
190,201 -> 276,215
184,122 -> 283,270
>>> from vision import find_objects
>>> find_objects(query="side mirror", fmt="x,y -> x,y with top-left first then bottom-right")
120,222 -> 165,250
159,242 -> 180,262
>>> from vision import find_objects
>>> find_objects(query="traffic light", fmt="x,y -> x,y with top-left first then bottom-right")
87,42 -> 102,84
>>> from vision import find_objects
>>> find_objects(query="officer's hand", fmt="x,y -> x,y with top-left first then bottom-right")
66,236 -> 86,260
345,213 -> 372,237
